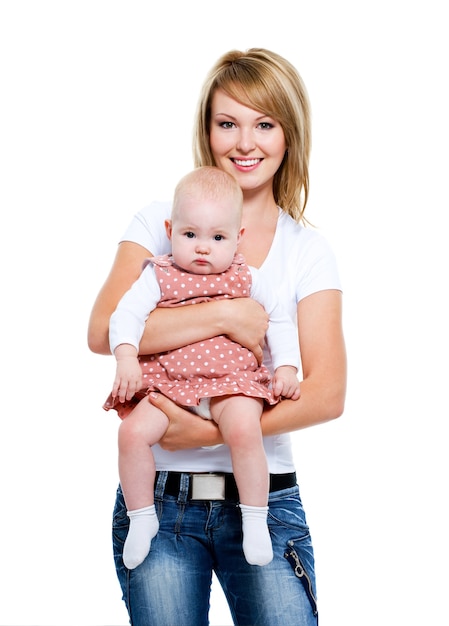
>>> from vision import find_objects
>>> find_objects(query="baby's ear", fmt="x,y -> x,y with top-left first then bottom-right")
238,226 -> 245,242
165,219 -> 173,240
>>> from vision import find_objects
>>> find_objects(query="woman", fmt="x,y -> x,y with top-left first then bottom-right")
88,48 -> 346,626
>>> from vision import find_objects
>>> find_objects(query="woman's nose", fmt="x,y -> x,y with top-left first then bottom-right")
236,128 -> 256,153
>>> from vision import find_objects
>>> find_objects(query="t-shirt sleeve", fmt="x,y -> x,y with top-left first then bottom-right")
119,201 -> 173,256
293,230 -> 342,303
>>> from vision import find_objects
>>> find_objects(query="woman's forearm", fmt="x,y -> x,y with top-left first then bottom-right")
259,289 -> 346,436
139,300 -> 227,354
139,297 -> 268,359
155,367 -> 346,453
260,374 -> 346,437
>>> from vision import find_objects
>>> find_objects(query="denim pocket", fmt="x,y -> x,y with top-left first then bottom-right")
268,487 -> 318,618
268,486 -> 310,535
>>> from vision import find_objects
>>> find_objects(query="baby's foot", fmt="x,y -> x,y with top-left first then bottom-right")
123,505 -> 159,569
239,504 -> 273,566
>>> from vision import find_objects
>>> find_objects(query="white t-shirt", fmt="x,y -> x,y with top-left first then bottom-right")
119,201 -> 342,473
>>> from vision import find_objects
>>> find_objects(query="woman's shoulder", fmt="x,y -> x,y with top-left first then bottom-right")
135,200 -> 173,223
277,210 -> 334,253
120,201 -> 173,255
275,210 -> 341,286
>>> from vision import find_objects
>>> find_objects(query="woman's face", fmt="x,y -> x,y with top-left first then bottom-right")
209,89 -> 287,196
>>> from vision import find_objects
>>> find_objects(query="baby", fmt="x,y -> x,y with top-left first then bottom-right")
104,166 -> 300,569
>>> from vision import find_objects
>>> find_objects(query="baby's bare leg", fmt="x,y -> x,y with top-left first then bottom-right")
211,395 -> 272,566
211,396 -> 267,505
118,397 -> 169,569
118,397 -> 169,509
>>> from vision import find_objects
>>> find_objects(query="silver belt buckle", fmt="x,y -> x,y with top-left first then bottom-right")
191,473 -> 225,500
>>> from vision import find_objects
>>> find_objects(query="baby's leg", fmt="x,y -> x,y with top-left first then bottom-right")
118,396 -> 169,509
118,396 -> 169,569
211,396 -> 272,566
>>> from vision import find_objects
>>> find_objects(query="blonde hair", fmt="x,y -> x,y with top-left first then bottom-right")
172,166 -> 243,223
193,48 -> 311,223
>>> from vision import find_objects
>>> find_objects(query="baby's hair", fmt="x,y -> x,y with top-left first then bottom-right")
172,166 -> 243,222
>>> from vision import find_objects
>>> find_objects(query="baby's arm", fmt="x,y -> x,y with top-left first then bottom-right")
272,365 -> 301,400
249,269 -> 301,392
108,262 -> 161,404
112,343 -> 143,404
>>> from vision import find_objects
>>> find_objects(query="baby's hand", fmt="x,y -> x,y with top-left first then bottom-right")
112,356 -> 143,403
271,365 -> 301,400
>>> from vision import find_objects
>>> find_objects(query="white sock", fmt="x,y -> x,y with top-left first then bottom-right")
239,504 -> 273,566
123,505 -> 159,570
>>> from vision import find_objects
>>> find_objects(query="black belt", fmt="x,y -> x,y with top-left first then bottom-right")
155,471 -> 297,501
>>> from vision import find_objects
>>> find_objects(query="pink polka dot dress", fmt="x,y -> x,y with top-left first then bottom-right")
105,254 -> 277,419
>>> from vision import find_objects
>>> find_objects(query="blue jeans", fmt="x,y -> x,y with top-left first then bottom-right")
112,473 -> 318,626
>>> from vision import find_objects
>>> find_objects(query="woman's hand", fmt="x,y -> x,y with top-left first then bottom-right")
148,393 -> 223,450
220,297 -> 269,364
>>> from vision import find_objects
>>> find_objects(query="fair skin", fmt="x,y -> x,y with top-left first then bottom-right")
88,90 -> 346,451
113,192 -> 300,509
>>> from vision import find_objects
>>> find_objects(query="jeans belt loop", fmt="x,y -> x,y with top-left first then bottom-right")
155,470 -> 168,500
178,472 -> 190,504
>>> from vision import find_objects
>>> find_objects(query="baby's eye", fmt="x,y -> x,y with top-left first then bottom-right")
185,231 -> 195,239
214,234 -> 224,241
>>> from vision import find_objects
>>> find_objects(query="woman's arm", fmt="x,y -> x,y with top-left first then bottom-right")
88,241 -> 269,360
88,241 -> 152,355
141,297 -> 268,363
154,289 -> 346,450
260,289 -> 346,433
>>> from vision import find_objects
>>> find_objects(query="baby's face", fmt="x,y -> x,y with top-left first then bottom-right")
166,196 -> 242,275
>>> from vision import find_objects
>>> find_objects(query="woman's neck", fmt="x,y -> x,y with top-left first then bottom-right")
238,190 -> 279,268
241,184 -> 278,222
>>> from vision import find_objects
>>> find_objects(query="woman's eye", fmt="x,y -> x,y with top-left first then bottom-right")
220,121 -> 235,129
258,122 -> 274,130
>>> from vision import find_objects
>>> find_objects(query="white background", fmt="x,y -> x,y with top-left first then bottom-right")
1,1 -> 448,625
